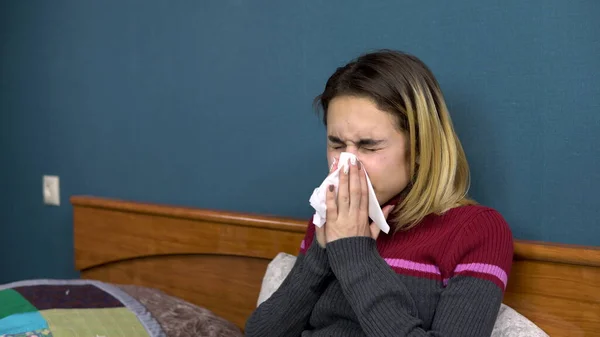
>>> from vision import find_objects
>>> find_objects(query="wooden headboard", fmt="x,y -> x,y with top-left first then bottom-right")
72,196 -> 600,336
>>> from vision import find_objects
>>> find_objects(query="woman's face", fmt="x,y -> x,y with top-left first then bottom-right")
326,95 -> 411,205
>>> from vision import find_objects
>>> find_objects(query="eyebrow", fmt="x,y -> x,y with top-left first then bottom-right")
327,135 -> 385,147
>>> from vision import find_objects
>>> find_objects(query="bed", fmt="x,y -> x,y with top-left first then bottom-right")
3,195 -> 598,336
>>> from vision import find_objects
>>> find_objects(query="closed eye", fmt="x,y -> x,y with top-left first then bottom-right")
327,135 -> 384,152
327,136 -> 346,149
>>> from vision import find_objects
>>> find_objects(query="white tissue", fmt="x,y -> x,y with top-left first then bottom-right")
309,152 -> 390,234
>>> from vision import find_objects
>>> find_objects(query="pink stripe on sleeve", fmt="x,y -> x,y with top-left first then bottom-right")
384,258 -> 441,275
454,263 -> 508,289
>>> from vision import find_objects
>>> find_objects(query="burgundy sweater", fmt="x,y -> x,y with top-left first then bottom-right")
245,204 -> 514,336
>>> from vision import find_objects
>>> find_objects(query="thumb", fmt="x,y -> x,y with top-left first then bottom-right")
369,222 -> 380,240
370,205 -> 395,240
382,205 -> 395,219
315,223 -> 326,248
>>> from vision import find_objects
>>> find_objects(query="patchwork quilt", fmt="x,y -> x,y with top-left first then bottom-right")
0,279 -> 166,337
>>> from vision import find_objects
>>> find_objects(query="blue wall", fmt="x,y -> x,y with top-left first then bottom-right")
1,1 -> 598,283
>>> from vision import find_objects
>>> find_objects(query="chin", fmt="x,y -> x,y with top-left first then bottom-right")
375,190 -> 403,206
375,193 -> 389,206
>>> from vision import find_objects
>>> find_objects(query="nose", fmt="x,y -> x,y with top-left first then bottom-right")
341,147 -> 363,165
344,146 -> 359,156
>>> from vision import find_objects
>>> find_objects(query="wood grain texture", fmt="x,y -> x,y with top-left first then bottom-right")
72,196 -> 305,330
72,195 -> 600,336
503,261 -> 599,336
83,255 -> 270,329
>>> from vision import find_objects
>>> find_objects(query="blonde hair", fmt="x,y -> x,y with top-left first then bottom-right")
314,49 -> 476,231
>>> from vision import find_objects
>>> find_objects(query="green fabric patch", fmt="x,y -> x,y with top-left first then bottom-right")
0,289 -> 38,320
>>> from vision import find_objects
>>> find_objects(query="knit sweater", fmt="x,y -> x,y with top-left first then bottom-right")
245,204 -> 514,337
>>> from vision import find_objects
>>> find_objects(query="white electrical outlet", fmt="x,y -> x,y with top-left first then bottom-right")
43,175 -> 60,206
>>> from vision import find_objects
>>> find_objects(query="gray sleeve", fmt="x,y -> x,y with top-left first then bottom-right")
326,237 -> 504,337
244,239 -> 332,337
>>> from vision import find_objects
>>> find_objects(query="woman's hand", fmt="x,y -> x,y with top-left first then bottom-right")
316,157 -> 394,248
315,158 -> 338,248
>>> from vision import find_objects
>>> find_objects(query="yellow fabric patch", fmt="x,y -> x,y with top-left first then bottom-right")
39,308 -> 149,337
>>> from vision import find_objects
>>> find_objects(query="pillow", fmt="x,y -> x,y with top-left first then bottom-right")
257,253 -> 549,337
256,252 -> 297,307
491,305 -> 549,337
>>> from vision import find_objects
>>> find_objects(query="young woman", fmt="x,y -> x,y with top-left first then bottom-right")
245,50 -> 513,337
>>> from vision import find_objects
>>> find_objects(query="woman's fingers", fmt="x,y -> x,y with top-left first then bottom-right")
358,161 -> 369,222
325,184 -> 338,222
337,158 -> 350,213
348,157 -> 361,214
